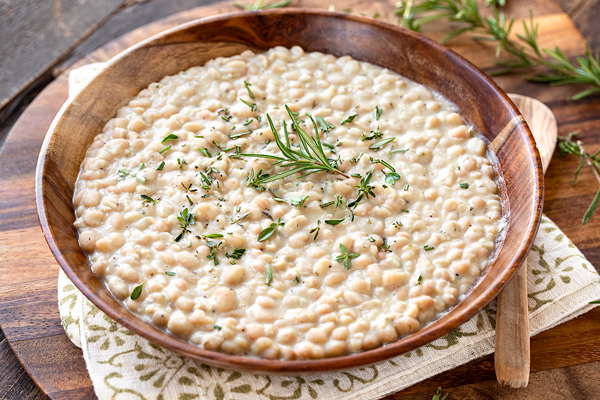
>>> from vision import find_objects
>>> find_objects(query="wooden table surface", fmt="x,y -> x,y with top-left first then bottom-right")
1,1 -> 600,399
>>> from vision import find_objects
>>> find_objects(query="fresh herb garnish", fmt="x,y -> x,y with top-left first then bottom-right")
266,264 -> 273,285
370,137 -> 396,150
375,105 -> 382,121
130,282 -> 145,300
181,183 -> 197,193
159,146 -> 171,154
390,147 -> 409,155
246,169 -> 270,191
320,201 -> 334,209
240,105 -> 350,183
371,157 -> 396,172
291,195 -> 309,207
432,387 -> 449,400
385,172 -> 401,185
243,118 -> 254,126
258,218 -> 284,242
341,114 -> 358,125
404,183 -> 410,191
460,182 -> 469,189
161,134 -> 178,143
335,243 -> 359,269
141,194 -> 157,205
309,220 -> 321,240
230,211 -> 251,226
244,80 -> 255,99
118,164 -> 146,184
230,130 -> 252,140
316,116 -> 334,133
175,208 -> 195,242
395,1 -> 600,100
558,132 -> 600,224
214,325 -> 222,330
203,233 -> 224,239
424,245 -> 435,251
240,98 -> 257,111
325,218 -> 346,225
347,171 -> 376,208
361,126 -> 383,141
416,275 -> 423,285
226,248 -> 246,259
156,161 -> 165,171
206,240 -> 222,266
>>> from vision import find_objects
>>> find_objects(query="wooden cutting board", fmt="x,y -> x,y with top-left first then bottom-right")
1,1 -> 599,399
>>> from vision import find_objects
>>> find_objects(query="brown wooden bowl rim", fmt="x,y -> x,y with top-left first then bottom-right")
35,8 -> 544,373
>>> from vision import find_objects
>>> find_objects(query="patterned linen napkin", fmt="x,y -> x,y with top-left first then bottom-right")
57,64 -> 600,400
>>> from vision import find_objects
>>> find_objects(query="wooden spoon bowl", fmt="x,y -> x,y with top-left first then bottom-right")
35,9 -> 543,373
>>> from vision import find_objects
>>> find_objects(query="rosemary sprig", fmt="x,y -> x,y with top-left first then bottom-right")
234,0 -> 293,11
395,0 -> 600,100
558,132 -> 600,225
241,105 -> 350,184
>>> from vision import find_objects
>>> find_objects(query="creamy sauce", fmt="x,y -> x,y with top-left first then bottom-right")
73,46 -> 503,360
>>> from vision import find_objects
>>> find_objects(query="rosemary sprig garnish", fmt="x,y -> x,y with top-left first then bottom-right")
241,105 -> 350,184
558,132 -> 600,224
395,0 -> 600,100
244,80 -> 255,99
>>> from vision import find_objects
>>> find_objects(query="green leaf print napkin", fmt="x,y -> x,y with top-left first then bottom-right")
58,64 -> 600,400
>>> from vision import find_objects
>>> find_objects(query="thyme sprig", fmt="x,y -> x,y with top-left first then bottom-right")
347,171 -> 376,208
241,105 -> 350,184
175,208 -> 195,242
335,243 -> 359,269
395,0 -> 600,100
558,132 -> 600,224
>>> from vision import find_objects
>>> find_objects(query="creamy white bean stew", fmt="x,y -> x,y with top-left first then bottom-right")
73,46 -> 504,359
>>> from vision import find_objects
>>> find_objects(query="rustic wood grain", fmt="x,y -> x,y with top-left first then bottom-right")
0,0 -> 126,122
0,337 -> 47,400
1,0 -> 599,399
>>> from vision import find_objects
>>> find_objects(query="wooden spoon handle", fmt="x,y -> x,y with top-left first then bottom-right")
495,261 -> 531,388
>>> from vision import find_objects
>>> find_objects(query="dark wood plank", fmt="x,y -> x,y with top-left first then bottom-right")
561,0 -> 600,52
58,0 -> 230,73
10,334 -> 91,396
0,0 -> 125,120
0,338 -> 47,400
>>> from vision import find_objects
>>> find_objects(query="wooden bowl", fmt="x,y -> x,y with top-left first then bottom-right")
35,9 -> 543,373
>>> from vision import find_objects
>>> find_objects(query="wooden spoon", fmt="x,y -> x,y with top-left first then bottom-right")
494,93 -> 557,388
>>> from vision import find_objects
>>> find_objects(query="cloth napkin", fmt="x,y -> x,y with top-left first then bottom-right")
58,63 -> 600,400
